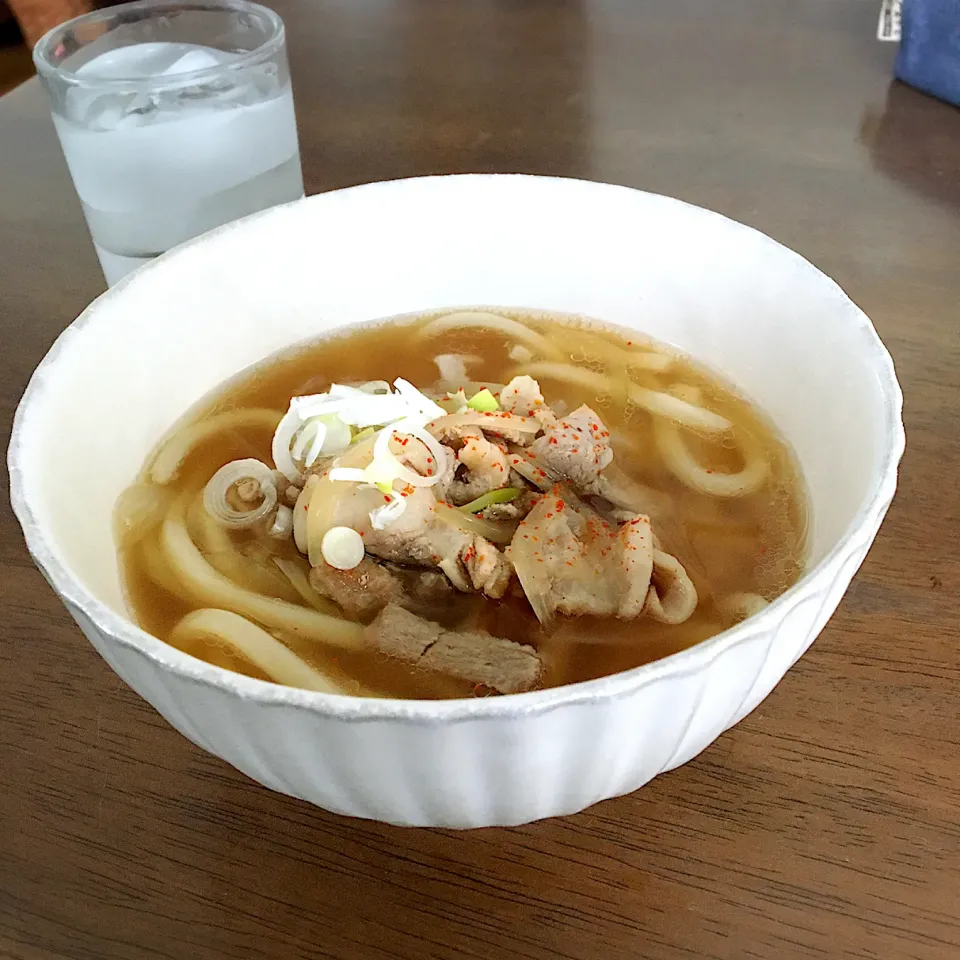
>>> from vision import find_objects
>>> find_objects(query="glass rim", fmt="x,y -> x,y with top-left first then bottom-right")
32,0 -> 285,91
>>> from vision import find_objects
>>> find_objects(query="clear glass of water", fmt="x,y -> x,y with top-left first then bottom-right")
33,0 -> 304,286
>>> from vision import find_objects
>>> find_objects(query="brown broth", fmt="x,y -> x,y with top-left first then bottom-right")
118,309 -> 809,699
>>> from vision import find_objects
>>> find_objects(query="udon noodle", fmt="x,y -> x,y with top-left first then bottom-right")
116,309 -> 809,699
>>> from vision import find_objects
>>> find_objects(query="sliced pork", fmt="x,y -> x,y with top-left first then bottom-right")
506,487 -> 696,624
309,557 -> 455,620
526,405 -> 613,496
366,604 -> 542,694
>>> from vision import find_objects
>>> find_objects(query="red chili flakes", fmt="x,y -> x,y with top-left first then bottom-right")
565,561 -> 574,567
571,447 -> 579,454
555,499 -> 565,511
426,457 -> 433,464
549,437 -> 559,445
545,512 -> 554,519
536,468 -> 546,478
705,469 -> 713,474
383,495 -> 391,503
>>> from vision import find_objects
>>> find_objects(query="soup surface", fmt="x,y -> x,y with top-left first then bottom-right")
117,309 -> 809,699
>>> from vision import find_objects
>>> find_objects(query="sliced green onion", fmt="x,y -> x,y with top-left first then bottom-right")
351,426 -> 376,444
467,388 -> 499,413
457,487 -> 521,514
375,480 -> 393,494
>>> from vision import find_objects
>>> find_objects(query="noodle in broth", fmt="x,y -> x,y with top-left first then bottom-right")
116,309 -> 809,699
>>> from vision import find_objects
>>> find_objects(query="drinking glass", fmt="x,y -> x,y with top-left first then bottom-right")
33,0 -> 304,286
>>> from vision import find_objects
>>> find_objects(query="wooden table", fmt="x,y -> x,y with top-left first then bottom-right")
2,2 -> 958,957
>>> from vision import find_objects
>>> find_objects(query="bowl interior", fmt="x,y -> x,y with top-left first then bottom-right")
13,175 -> 897,632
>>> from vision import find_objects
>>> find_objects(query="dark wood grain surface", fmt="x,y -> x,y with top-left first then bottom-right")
2,2 -> 959,958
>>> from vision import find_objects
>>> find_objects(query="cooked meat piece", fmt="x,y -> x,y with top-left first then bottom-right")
527,405 -> 613,496
389,432 -> 456,497
480,488 -> 540,522
365,604 -> 542,694
446,429 -> 512,506
427,410 -> 541,446
366,602 -> 439,660
303,455 -> 336,482
512,430 -> 670,524
421,633 -> 540,695
331,486 -> 464,566
458,431 -> 509,483
309,556 -> 403,619
617,517 -> 657,619
325,485 -> 513,598
379,562 -> 457,608
506,488 -> 695,624
507,449 -> 554,491
506,490 -> 628,621
461,538 -> 514,599
310,556 -> 457,621
276,471 -> 303,508
499,375 -> 555,425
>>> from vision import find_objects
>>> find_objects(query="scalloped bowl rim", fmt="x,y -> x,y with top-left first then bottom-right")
8,174 -> 906,725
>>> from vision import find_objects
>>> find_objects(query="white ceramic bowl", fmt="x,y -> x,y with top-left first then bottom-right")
9,175 -> 904,827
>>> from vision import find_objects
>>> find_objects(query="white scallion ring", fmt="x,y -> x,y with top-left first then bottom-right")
321,526 -> 366,570
203,459 -> 278,528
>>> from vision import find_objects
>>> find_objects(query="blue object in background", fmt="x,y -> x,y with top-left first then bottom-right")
894,0 -> 960,106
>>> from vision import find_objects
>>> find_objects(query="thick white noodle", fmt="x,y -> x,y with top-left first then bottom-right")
171,608 -> 347,694
653,385 -> 769,498
718,592 -> 770,624
149,408 -> 283,485
514,362 -> 732,436
420,311 -> 560,358
272,557 -> 337,614
190,503 -> 299,603
160,500 -> 364,650
114,483 -> 173,549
